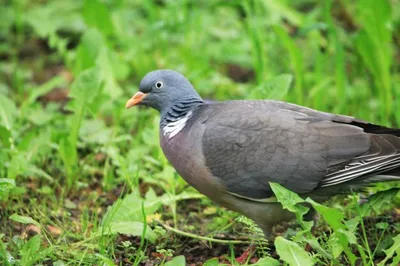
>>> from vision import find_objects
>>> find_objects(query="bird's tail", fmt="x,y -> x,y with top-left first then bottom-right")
362,134 -> 400,183
385,168 -> 400,176
357,125 -> 400,183
356,166 -> 400,184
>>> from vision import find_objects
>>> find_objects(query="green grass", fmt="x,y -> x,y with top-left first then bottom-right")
0,0 -> 400,265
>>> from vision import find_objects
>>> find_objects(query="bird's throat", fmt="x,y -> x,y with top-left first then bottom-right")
160,99 -> 203,139
162,111 -> 193,139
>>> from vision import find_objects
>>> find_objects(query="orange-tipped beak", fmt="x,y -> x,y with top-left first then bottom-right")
125,92 -> 147,109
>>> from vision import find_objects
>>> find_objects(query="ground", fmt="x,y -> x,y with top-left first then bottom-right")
1,0 -> 400,265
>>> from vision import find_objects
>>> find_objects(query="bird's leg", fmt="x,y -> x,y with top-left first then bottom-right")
261,224 -> 274,241
304,207 -> 319,235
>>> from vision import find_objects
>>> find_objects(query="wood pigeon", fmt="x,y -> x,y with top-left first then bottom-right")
126,69 -> 400,237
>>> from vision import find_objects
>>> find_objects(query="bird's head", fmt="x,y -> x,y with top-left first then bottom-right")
125,70 -> 202,113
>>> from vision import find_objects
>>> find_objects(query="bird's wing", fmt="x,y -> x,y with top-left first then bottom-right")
201,100 -> 400,201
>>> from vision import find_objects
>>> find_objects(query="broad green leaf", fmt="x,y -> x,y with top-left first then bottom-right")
95,47 -> 123,99
20,235 -> 41,265
249,74 -> 293,100
375,222 -> 389,230
0,125 -> 11,147
269,182 -> 308,215
275,236 -> 314,266
82,0 -> 115,36
24,7 -> 57,38
0,94 -> 17,131
203,258 -> 219,266
99,221 -> 157,243
344,217 -> 360,232
73,29 -> 104,74
378,234 -> 400,266
9,214 -> 40,227
72,29 -> 122,99
0,232 -> 12,264
96,222 -> 157,243
305,198 -> 344,230
392,253 -> 400,266
18,130 -> 52,161
0,178 -> 15,192
254,257 -> 281,266
164,255 -> 186,266
306,239 -> 332,260
360,188 -> 399,215
108,221 -> 156,241
302,220 -> 314,232
53,260 -> 66,266
20,76 -> 65,125
79,119 -> 113,145
263,1 -> 304,26
306,198 -> 357,264
24,2 -> 82,38
69,67 -> 102,104
327,233 -> 344,259
337,229 -> 357,245
102,189 -> 161,224
26,165 -> 54,182
95,254 -> 116,266
7,153 -> 31,180
27,108 -> 56,126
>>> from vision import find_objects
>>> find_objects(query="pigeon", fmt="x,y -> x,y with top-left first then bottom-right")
126,69 -> 400,237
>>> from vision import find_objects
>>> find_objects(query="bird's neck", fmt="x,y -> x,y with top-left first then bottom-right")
160,98 -> 204,138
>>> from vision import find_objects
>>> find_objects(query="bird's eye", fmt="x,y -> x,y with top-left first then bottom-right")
155,81 -> 163,89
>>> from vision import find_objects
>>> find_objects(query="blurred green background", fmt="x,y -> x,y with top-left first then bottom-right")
1,0 -> 400,265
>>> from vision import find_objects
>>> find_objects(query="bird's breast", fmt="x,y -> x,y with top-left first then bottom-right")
159,124 -> 225,200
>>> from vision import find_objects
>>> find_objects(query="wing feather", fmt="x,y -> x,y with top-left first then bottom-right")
201,101 -> 372,199
200,100 -> 400,201
321,135 -> 400,187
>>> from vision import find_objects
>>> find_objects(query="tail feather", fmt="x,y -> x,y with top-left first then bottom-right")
348,121 -> 400,137
350,134 -> 400,184
359,174 -> 400,184
383,168 -> 400,177
322,133 -> 400,187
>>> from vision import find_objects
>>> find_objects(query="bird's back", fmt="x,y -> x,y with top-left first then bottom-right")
191,100 -> 400,201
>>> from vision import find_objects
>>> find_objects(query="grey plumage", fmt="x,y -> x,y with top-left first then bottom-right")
201,101 -> 400,197
126,69 -> 400,237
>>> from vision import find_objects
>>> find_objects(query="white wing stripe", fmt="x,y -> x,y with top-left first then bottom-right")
321,156 -> 400,187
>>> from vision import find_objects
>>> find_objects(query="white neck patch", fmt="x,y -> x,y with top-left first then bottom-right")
162,111 -> 192,139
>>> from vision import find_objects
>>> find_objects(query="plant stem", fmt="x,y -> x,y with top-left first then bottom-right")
155,220 -> 255,244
